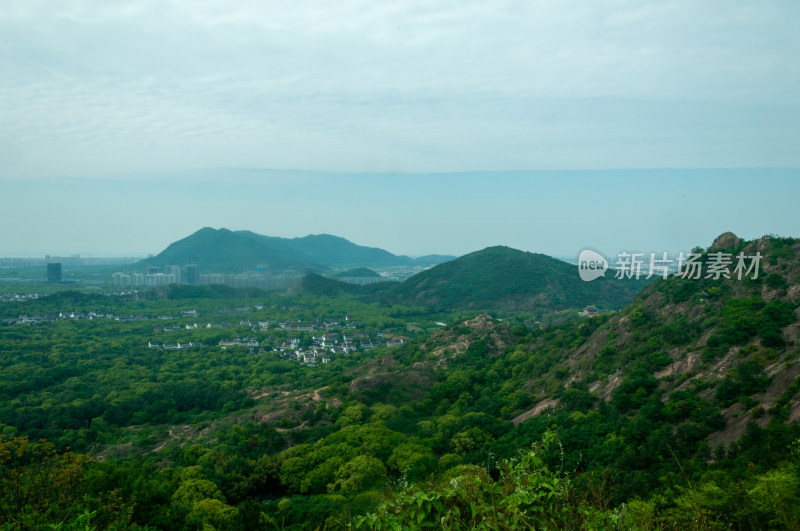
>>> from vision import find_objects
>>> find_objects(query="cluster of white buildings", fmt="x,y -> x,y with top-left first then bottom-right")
8,311 -> 148,325
113,265 -> 304,290
113,265 -> 184,287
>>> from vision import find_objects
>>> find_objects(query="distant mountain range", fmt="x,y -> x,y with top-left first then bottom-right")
140,228 -> 455,272
142,228 -> 646,314
303,245 -> 649,314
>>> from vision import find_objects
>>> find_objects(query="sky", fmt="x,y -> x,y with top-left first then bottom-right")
1,1 -> 798,258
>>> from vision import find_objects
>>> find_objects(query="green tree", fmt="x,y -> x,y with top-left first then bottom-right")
172,466 -> 225,505
331,456 -> 387,495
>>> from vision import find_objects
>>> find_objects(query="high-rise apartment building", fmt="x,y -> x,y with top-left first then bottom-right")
185,264 -> 199,285
165,265 -> 181,284
47,263 -> 62,282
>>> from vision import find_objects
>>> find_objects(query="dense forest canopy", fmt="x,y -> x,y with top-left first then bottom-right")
0,235 -> 798,529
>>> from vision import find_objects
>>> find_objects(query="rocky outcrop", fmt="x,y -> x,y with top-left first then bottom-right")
709,232 -> 742,251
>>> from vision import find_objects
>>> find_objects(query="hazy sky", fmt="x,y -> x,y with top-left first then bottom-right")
1,1 -> 798,257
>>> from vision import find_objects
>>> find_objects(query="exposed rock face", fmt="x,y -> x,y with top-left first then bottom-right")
709,232 -> 742,251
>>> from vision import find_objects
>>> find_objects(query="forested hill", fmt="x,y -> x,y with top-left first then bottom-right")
377,245 -> 648,313
288,233 -> 800,528
141,228 -> 312,273
329,233 -> 800,527
141,227 -> 455,272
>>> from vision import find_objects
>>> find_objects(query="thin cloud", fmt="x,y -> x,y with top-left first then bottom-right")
0,0 -> 798,179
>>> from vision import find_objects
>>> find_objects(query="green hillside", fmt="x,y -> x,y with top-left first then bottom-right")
283,234 -> 414,267
339,234 -> 800,527
299,273 -> 362,296
380,245 -> 648,313
142,227 -> 313,273
331,267 -> 381,279
140,228 -> 455,273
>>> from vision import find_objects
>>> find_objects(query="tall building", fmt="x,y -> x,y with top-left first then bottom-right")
185,264 -> 199,285
113,272 -> 132,286
165,265 -> 181,284
145,273 -> 172,286
47,263 -> 62,283
147,266 -> 160,275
